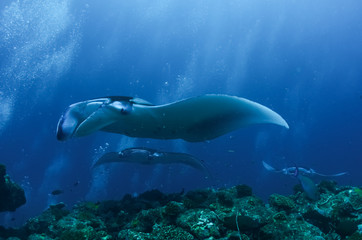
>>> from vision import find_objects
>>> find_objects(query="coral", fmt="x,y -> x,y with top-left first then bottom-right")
349,232 -> 362,240
224,214 -> 259,232
235,184 -> 252,198
48,203 -> 69,221
177,209 -> 220,239
139,189 -> 166,203
0,164 -> 26,212
164,201 -> 185,218
354,188 -> 362,198
25,203 -> 69,235
0,164 -> 6,180
271,211 -> 287,221
269,194 -> 296,213
183,189 -> 213,209
28,233 -> 54,240
153,225 -> 194,240
58,229 -> 86,240
224,195 -> 270,234
118,229 -> 153,240
351,188 -> 362,210
318,180 -> 338,194
217,191 -> 234,208
132,208 -> 162,232
335,219 -> 359,237
260,218 -> 324,240
0,182 -> 361,239
302,206 -> 331,233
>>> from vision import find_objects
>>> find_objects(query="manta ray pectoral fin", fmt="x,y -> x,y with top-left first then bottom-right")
74,101 -> 131,137
262,161 -> 277,172
314,171 -> 349,177
92,152 -> 120,168
237,97 -> 289,129
150,95 -> 289,142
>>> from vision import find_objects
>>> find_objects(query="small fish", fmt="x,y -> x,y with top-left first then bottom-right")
73,181 -> 80,186
51,189 -> 64,195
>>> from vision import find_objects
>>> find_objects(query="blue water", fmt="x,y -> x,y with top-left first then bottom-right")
0,0 -> 361,226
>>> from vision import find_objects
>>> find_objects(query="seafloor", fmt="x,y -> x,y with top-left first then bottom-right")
0,181 -> 361,240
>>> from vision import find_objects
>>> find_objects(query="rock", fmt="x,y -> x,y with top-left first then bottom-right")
177,209 -> 220,239
0,181 -> 360,240
335,219 -> 359,238
183,189 -> 213,209
235,184 -> 252,198
224,196 -> 270,232
131,208 -> 162,233
318,180 -> 338,194
163,201 -> 185,224
217,191 -> 234,208
260,218 -> 325,240
153,225 -> 194,240
269,194 -> 296,213
118,229 -> 152,240
0,164 -> 26,212
28,234 -> 55,240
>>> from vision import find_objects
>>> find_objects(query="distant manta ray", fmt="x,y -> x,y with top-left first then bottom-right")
56,94 -> 289,142
262,161 -> 348,177
262,161 -> 347,201
93,147 -> 210,175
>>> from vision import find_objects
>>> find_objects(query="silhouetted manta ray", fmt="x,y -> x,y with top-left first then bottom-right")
56,94 -> 288,142
93,147 -> 210,175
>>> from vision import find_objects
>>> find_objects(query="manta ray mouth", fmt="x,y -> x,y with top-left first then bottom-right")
56,116 -> 66,141
56,114 -> 77,141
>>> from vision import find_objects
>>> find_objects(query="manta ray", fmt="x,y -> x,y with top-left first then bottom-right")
56,94 -> 289,141
262,161 -> 348,177
262,161 -> 348,200
93,147 -> 210,175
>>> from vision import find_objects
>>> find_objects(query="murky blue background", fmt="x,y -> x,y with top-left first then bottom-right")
0,0 -> 361,226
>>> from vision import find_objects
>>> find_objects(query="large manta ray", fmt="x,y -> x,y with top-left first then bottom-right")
93,147 -> 209,174
57,94 -> 289,142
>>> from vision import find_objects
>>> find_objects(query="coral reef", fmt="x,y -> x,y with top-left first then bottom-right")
0,180 -> 361,239
0,164 -> 26,212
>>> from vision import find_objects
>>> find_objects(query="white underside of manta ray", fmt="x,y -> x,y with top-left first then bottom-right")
56,94 -> 289,142
93,147 -> 210,175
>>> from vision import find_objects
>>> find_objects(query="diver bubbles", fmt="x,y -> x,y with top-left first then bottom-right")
85,142 -> 111,201
39,155 -> 69,206
0,93 -> 13,134
0,0 -> 82,102
86,137 -> 137,201
158,73 -> 195,104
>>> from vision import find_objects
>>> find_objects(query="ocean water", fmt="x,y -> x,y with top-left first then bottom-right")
0,0 -> 361,227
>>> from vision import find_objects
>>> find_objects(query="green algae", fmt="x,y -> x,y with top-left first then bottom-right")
354,187 -> 362,198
